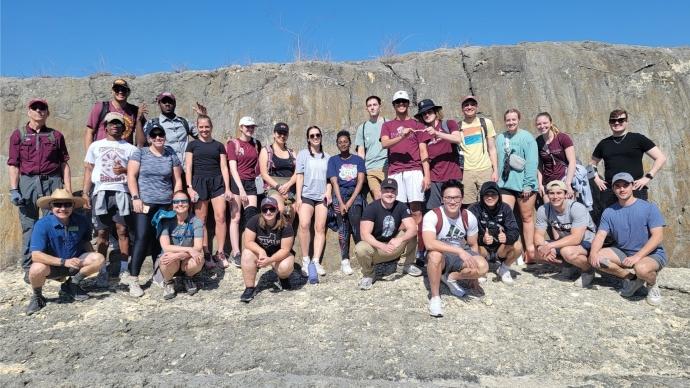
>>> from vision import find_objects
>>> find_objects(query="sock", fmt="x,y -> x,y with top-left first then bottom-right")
33,287 -> 43,297
303,256 -> 310,263
72,272 -> 85,285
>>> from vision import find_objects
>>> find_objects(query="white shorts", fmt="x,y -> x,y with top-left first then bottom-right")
389,170 -> 424,203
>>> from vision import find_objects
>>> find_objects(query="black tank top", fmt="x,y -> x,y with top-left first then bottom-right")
270,146 -> 295,178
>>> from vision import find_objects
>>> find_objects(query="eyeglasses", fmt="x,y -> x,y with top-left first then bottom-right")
172,199 -> 189,205
30,104 -> 48,111
52,202 -> 74,209
149,133 -> 166,139
309,133 -> 322,139
609,117 -> 627,125
442,195 -> 462,203
113,86 -> 130,94
262,207 -> 277,214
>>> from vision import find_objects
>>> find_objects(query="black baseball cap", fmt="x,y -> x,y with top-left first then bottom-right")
274,122 -> 289,134
381,178 -> 398,191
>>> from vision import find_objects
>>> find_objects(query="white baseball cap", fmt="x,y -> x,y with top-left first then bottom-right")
392,90 -> 410,102
239,116 -> 256,126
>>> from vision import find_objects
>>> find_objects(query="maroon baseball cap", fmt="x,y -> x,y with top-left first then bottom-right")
27,98 -> 48,109
460,95 -> 478,105
156,92 -> 176,102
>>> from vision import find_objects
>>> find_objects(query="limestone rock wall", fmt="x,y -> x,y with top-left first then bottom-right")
2,42 -> 689,268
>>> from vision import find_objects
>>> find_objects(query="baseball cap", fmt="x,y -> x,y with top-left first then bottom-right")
381,178 -> 398,191
546,180 -> 568,192
239,116 -> 256,126
260,197 -> 278,209
112,79 -> 130,90
612,172 -> 634,184
274,122 -> 289,133
392,90 -> 409,102
156,92 -> 176,102
460,95 -> 478,105
27,98 -> 48,109
148,125 -> 166,138
104,112 -> 125,124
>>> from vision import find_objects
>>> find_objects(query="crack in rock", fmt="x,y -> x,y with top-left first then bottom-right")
381,63 -> 417,103
460,49 -> 475,96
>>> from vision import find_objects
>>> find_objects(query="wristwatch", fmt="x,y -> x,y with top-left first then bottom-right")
645,173 -> 654,180
60,258 -> 66,267
132,195 -> 140,200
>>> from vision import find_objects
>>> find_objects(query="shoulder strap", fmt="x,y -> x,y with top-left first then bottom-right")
94,101 -> 110,141
361,121 -> 369,151
177,116 -> 190,134
255,139 -> 262,153
479,117 -> 488,153
433,207 -> 444,236
440,120 -> 449,134
461,208 -> 469,231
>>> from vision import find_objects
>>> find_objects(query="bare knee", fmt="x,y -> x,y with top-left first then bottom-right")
29,263 -> 50,278
427,251 -> 443,266
476,257 -> 489,276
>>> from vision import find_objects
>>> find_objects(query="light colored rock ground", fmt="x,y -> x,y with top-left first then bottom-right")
0,265 -> 688,387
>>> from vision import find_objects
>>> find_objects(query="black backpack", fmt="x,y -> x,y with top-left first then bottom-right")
92,101 -> 139,141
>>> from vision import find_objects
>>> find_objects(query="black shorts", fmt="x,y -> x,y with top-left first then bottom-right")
498,188 -> 521,197
231,178 -> 258,195
301,197 -> 324,207
192,175 -> 225,201
47,265 -> 80,279
93,191 -> 130,231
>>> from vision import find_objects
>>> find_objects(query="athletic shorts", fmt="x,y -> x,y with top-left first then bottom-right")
546,239 -> 592,256
610,246 -> 667,269
443,248 -> 480,274
93,191 -> 130,231
301,197 -> 324,207
389,170 -> 424,203
46,252 -> 91,279
192,175 -> 225,201
231,178 -> 258,196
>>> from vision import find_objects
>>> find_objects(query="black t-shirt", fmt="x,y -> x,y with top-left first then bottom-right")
592,132 -> 655,183
186,139 -> 226,177
245,214 -> 294,256
361,200 -> 411,243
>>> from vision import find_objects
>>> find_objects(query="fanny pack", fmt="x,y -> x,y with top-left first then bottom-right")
508,153 -> 526,172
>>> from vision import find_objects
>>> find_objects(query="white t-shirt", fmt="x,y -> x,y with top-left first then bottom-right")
422,207 -> 478,247
84,139 -> 138,193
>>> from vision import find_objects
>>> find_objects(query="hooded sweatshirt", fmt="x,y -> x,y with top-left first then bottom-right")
468,181 -> 520,247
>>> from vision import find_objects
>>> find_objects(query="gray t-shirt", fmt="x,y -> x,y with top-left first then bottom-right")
296,149 -> 330,201
160,215 -> 203,247
536,200 -> 596,243
131,146 -> 181,204
144,114 -> 198,169
354,117 -> 387,170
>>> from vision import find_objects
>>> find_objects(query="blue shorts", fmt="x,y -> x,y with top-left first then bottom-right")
610,246 -> 666,269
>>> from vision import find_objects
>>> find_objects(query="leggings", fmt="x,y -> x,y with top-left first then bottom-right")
129,203 -> 167,277
333,199 -> 363,261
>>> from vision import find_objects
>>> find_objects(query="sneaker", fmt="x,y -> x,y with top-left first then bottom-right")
428,296 -> 443,317
240,287 -> 255,302
214,251 -> 230,268
26,294 -> 46,316
558,265 -> 580,280
163,280 -> 176,300
308,260 -> 319,284
620,278 -> 645,297
516,254 -> 525,267
441,274 -> 466,298
232,252 -> 241,268
95,267 -> 109,288
183,277 -> 198,296
497,264 -> 514,285
59,279 -> 89,302
359,276 -> 374,290
646,283 -> 662,306
478,276 -> 488,284
301,258 -> 310,277
128,278 -> 144,298
279,277 -> 292,290
574,271 -> 594,288
402,264 -> 423,277
341,259 -> 353,275
314,261 -> 326,276
203,251 -> 216,270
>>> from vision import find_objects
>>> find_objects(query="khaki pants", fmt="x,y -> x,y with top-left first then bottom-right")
355,231 -> 417,277
365,169 -> 385,200
462,167 -> 493,205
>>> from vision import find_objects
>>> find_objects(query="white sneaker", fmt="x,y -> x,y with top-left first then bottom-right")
341,259 -> 353,275
428,296 -> 443,317
301,258 -> 310,277
129,278 -> 144,298
646,284 -> 662,306
497,264 -> 514,285
402,264 -> 423,277
441,274 -> 466,298
478,276 -> 487,284
314,260 -> 326,276
574,271 -> 594,288
516,254 -> 525,266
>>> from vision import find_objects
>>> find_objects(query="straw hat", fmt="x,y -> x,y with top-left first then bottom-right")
36,188 -> 85,209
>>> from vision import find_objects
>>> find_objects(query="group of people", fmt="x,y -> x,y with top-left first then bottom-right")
8,79 -> 669,317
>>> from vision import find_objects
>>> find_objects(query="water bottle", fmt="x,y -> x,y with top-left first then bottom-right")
308,260 -> 319,284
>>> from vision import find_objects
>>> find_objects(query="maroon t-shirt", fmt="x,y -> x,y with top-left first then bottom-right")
226,138 -> 259,180
86,101 -> 143,144
536,132 -> 574,184
380,118 -> 427,175
426,120 -> 462,182
7,125 -> 70,175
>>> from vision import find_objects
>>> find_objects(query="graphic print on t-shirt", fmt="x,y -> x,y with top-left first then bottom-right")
98,147 -> 127,183
382,215 -> 395,238
338,163 -> 358,182
257,231 -> 280,248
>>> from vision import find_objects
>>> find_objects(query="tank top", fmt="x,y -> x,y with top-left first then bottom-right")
270,145 -> 296,178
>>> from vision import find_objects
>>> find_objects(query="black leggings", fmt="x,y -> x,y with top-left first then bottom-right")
129,204 -> 167,277
334,202 -> 363,260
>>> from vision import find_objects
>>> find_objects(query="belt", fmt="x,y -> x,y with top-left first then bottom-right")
23,174 -> 59,181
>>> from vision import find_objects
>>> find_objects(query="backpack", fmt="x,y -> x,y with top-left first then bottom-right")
149,116 -> 193,137
93,101 -> 139,141
433,207 -> 469,236
17,127 -> 57,151
439,120 -> 464,168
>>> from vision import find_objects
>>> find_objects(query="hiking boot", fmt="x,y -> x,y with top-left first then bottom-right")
128,278 -> 144,298
163,280 -> 176,300
214,251 -> 229,268
359,277 -> 374,290
341,259 -> 353,275
26,294 -> 46,316
402,264 -> 423,277
240,287 -> 255,303
301,258 -> 310,277
95,267 -> 109,288
59,279 -> 89,302
314,261 -> 326,276
232,252 -> 241,268
646,284 -> 662,306
183,277 -> 198,296
620,278 -> 645,297
441,274 -> 466,298
558,264 -> 580,280
574,271 -> 595,288
497,264 -> 514,285
428,296 -> 443,318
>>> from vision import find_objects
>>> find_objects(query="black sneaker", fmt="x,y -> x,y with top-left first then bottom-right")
232,252 -> 241,268
279,277 -> 292,290
26,294 -> 46,315
59,279 -> 89,302
183,277 -> 198,296
240,287 -> 255,303
23,270 -> 30,285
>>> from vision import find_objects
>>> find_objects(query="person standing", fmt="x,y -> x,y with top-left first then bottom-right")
8,98 -> 71,275
258,123 -> 298,219
354,95 -> 388,200
534,112 -> 577,200
84,79 -> 145,148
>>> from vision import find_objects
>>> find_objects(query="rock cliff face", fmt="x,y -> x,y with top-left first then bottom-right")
2,42 -> 689,267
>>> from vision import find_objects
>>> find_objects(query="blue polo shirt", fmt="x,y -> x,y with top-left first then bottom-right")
30,213 -> 92,260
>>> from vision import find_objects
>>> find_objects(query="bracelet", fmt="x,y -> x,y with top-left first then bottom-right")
60,258 -> 66,267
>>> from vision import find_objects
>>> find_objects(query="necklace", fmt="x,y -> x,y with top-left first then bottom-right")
612,132 -> 627,144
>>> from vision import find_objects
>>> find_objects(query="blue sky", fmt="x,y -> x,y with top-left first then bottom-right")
2,0 -> 689,77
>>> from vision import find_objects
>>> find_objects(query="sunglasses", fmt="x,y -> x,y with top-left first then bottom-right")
308,133 -> 322,139
172,199 -> 189,205
393,100 -> 409,105
113,86 -> 130,94
609,117 -> 627,125
149,133 -> 166,139
52,202 -> 74,208
30,104 -> 48,111
262,206 -> 277,214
